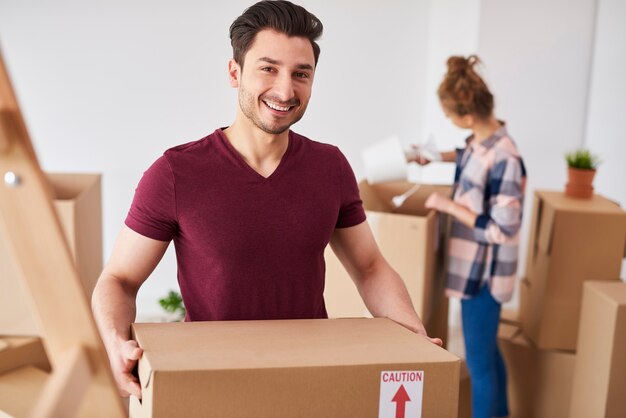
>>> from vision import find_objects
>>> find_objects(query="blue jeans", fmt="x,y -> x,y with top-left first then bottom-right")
461,285 -> 509,418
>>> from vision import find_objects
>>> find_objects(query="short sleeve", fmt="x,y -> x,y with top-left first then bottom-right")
125,155 -> 178,241
335,148 -> 367,228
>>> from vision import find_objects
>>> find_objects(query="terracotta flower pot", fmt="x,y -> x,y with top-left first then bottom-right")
565,167 -> 596,199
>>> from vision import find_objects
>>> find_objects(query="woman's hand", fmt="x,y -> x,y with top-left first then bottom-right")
405,146 -> 432,166
425,192 -> 454,214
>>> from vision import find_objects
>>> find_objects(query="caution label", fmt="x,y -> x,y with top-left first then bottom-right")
378,370 -> 424,418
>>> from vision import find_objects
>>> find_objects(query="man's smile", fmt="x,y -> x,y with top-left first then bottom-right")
262,99 -> 297,113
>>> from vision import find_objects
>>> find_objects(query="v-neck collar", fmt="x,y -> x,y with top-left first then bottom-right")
216,128 -> 293,182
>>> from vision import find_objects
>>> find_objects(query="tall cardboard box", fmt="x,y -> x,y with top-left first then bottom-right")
0,173 -> 102,336
130,318 -> 461,418
498,323 -> 575,418
570,281 -> 626,418
324,181 -> 450,333
520,190 -> 626,350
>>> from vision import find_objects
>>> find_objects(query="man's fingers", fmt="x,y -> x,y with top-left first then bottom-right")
120,372 -> 142,399
122,340 -> 143,360
428,337 -> 443,347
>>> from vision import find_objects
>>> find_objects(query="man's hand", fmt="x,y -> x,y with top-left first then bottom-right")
412,322 -> 444,347
108,339 -> 144,398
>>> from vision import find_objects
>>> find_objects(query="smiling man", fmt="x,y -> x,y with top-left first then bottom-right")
92,0 -> 441,399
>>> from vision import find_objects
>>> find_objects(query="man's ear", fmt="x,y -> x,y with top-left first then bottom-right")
228,59 -> 241,88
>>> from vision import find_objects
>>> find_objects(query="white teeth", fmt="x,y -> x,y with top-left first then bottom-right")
264,101 -> 290,111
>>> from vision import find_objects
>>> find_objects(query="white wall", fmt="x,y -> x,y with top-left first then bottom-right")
584,0 -> 626,275
0,1 -> 623,318
412,0 -> 480,185
585,0 -> 626,206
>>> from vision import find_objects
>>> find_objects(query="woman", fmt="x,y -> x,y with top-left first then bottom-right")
413,55 -> 526,418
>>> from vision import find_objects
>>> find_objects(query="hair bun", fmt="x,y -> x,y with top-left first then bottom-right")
438,55 -> 493,119
446,55 -> 480,74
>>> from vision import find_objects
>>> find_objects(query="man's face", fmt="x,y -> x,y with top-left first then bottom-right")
229,29 -> 316,135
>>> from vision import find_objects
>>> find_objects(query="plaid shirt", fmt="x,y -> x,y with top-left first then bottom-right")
445,124 -> 527,303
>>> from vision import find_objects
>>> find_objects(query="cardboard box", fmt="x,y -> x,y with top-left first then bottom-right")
570,281 -> 626,418
0,173 -> 102,336
0,365 -> 49,417
0,336 -> 50,375
324,181 -> 451,329
457,361 -> 471,418
498,323 -> 575,418
520,190 -> 626,350
130,318 -> 461,418
0,363 -> 99,417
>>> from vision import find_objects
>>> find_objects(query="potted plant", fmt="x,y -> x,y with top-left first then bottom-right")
159,290 -> 186,321
564,149 -> 599,199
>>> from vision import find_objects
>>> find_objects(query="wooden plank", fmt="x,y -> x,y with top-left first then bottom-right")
0,50 -> 125,417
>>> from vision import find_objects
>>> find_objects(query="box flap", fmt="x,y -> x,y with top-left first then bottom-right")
131,318 -> 458,372
537,196 -> 555,255
527,192 -> 544,264
535,190 -> 626,257
359,180 -> 451,217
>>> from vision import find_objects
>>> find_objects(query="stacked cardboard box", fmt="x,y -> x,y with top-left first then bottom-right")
324,181 -> 451,344
0,173 -> 102,336
498,322 -> 575,418
0,337 -> 51,416
130,318 -> 461,418
520,190 -> 626,351
570,281 -> 626,417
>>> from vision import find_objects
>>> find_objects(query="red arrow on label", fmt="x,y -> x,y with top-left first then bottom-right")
392,384 -> 411,418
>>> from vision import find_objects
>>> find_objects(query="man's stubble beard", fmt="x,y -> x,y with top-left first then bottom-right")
238,86 -> 306,135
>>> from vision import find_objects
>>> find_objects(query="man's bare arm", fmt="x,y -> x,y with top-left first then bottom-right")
91,225 -> 169,397
329,222 -> 442,345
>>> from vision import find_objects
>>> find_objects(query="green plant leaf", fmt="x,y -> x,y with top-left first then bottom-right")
565,149 -> 599,170
158,290 -> 185,320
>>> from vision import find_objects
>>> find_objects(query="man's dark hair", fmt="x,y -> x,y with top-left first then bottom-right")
229,0 -> 323,67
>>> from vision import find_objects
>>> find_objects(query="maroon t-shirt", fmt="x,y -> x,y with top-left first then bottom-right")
126,128 -> 366,321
